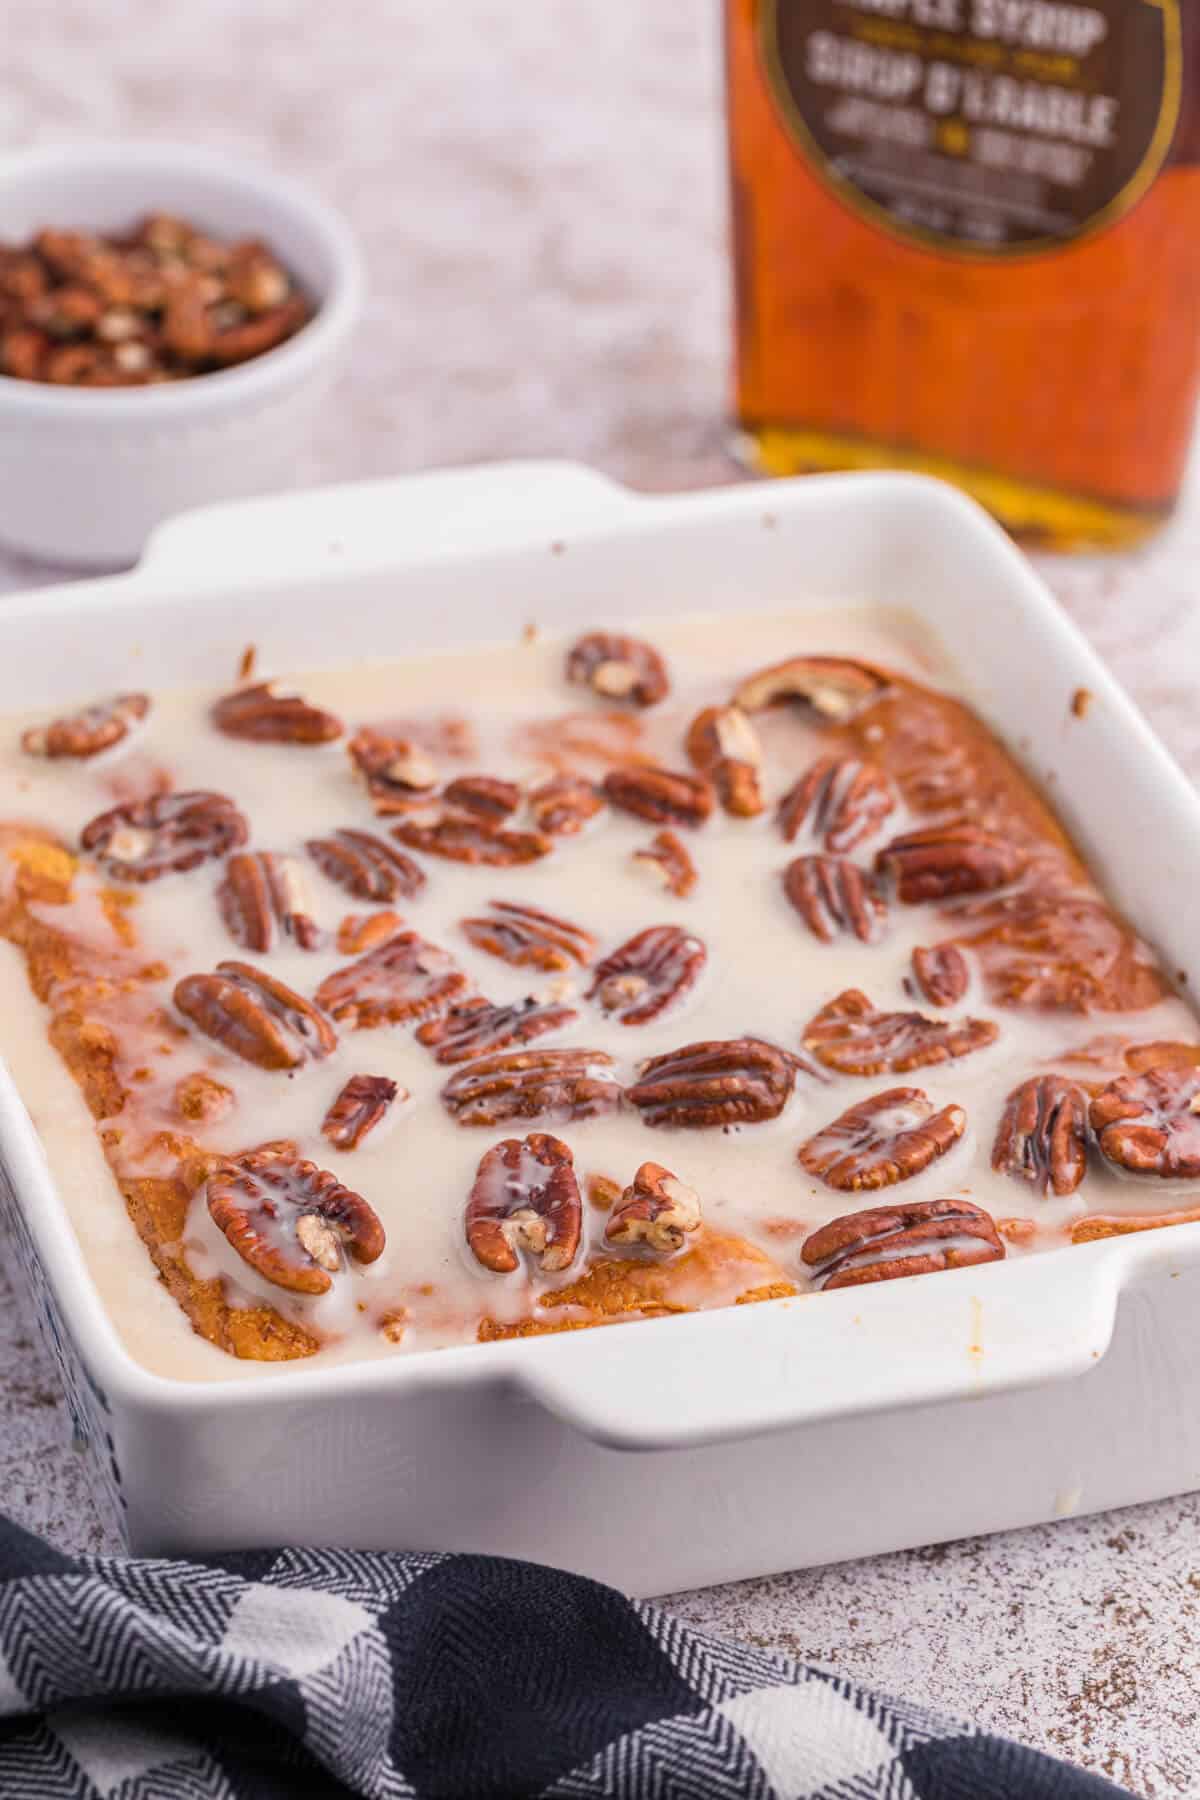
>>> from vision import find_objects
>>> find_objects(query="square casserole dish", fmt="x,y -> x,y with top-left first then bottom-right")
3,460 -> 1200,1594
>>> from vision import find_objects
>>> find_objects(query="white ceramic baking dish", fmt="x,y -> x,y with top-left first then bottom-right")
4,460 -> 1200,1594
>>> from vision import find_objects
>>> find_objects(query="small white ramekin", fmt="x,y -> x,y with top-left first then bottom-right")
0,142 -> 364,568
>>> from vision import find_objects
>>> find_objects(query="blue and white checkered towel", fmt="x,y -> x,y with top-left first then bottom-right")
0,1514 -> 1130,1798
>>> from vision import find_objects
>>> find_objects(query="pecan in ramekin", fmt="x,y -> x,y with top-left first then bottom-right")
992,1074 -> 1088,1196
587,924 -> 706,1026
798,1088 -> 966,1191
783,854 -> 887,944
21,692 -> 149,759
802,988 -> 996,1077
778,755 -> 894,855
802,1197 -> 1003,1289
566,632 -> 669,707
605,1162 -> 701,1253
207,1140 -> 384,1295
466,1132 -> 582,1273
82,790 -> 248,882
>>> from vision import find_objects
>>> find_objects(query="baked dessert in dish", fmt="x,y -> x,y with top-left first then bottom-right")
2,611 -> 1197,1379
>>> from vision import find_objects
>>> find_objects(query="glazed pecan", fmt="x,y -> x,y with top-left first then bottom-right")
566,632 -> 669,707
798,1088 -> 966,1191
603,765 -> 714,829
802,988 -> 997,1077
218,851 -> 320,952
306,828 -> 426,903
632,829 -> 697,898
315,930 -> 468,1028
348,728 -> 440,812
460,900 -> 597,971
82,790 -> 248,882
876,823 -> 1025,904
587,924 -> 706,1026
321,1073 -> 401,1150
21,692 -> 149,759
783,854 -> 886,944
466,1132 -> 582,1274
175,960 -> 337,1070
1091,1067 -> 1200,1179
416,994 -> 577,1064
207,1141 -> 384,1295
685,706 -> 764,818
336,910 -> 405,955
627,1037 -> 796,1128
992,1074 -> 1088,1197
441,1046 -> 621,1127
443,774 -> 521,821
910,943 -> 970,1008
211,681 -> 343,744
945,887 -> 1166,1014
391,815 -> 552,866
802,1197 -> 1004,1290
735,655 -> 888,720
528,774 -> 604,836
605,1161 -> 701,1252
778,756 -> 894,854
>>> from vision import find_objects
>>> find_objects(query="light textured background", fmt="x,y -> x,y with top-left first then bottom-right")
3,6 -> 1200,1795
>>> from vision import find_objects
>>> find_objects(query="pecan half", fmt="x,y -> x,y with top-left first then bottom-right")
566,632 -> 669,707
627,1036 -> 796,1127
734,656 -> 888,720
218,851 -> 320,952
306,828 -> 426,903
207,1141 -> 384,1295
441,1046 -> 621,1127
946,887 -> 1165,1014
802,1197 -> 1004,1290
783,854 -> 886,944
802,988 -> 997,1077
587,924 -> 706,1026
21,692 -> 149,759
211,681 -> 343,744
337,910 -> 405,955
605,1161 -> 701,1252
465,1132 -> 582,1273
348,728 -> 439,812
391,815 -> 552,866
315,930 -> 468,1028
416,995 -> 577,1064
175,961 -> 337,1069
798,1088 -> 966,1191
632,829 -> 697,898
876,823 -> 1025,904
460,900 -> 596,972
1091,1067 -> 1200,1179
321,1073 -> 401,1150
528,774 -> 603,836
778,756 -> 894,854
685,706 -> 764,817
992,1075 -> 1088,1197
603,765 -> 714,829
910,943 -> 970,1007
82,790 -> 248,881
443,774 -> 521,821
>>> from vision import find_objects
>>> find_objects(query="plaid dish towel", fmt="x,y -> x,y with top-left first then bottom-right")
0,1514 -> 1131,1800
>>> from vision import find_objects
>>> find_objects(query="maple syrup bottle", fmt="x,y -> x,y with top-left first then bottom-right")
726,0 -> 1200,546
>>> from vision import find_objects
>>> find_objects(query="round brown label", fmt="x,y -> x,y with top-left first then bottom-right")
759,0 -> 1182,253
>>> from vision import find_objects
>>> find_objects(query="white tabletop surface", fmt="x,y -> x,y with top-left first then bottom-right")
3,6 -> 1200,1794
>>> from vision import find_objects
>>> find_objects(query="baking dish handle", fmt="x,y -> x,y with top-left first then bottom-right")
510,1236 -> 1152,1452
135,460 -> 644,582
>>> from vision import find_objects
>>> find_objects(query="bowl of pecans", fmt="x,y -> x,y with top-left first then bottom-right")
0,141 -> 364,567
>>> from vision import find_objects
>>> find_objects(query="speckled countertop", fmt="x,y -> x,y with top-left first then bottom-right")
2,6 -> 1200,1795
